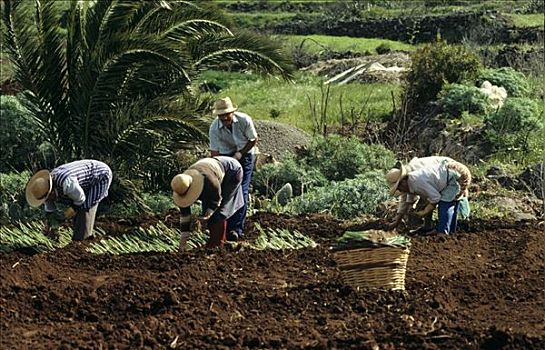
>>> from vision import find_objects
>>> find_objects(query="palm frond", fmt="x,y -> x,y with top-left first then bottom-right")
190,31 -> 294,79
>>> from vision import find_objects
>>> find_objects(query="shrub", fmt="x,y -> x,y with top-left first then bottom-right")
404,41 -> 482,109
0,171 -> 44,224
524,0 -> 545,13
105,192 -> 177,217
375,43 -> 391,55
438,83 -> 490,117
252,156 -> 327,198
477,67 -> 529,97
0,95 -> 44,172
285,171 -> 389,219
302,135 -> 396,181
485,97 -> 541,151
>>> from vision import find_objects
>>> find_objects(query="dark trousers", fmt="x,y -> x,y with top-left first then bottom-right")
436,200 -> 460,234
72,205 -> 98,241
227,153 -> 254,236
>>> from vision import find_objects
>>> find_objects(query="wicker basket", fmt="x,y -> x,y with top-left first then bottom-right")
333,245 -> 410,291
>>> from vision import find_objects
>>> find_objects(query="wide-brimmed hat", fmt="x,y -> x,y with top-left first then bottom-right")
171,169 -> 204,207
25,169 -> 52,207
212,97 -> 237,115
385,161 -> 408,195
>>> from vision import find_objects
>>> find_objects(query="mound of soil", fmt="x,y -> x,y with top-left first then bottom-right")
302,52 -> 411,83
1,213 -> 544,349
255,120 -> 311,160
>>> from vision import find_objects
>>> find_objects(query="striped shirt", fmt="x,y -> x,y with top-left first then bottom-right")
44,160 -> 112,211
209,111 -> 258,155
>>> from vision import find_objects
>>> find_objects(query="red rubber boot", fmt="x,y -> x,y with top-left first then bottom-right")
207,220 -> 226,249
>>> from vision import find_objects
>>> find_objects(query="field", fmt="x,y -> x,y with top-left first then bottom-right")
1,212 -> 544,349
1,1 -> 544,349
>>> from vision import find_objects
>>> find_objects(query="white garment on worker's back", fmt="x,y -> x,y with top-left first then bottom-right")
397,156 -> 452,214
407,164 -> 450,205
209,111 -> 258,155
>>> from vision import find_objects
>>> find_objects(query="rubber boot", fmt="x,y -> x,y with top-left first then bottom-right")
207,220 -> 226,249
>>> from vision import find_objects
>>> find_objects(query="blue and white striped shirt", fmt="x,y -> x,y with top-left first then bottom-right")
44,160 -> 112,211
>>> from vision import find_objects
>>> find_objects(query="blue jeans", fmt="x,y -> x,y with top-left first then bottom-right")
436,200 -> 460,234
227,153 -> 254,236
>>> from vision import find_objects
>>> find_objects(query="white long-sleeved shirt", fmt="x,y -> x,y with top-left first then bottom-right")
397,156 -> 452,214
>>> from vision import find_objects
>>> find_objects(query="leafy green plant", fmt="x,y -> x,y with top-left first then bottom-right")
375,43 -> 392,55
477,67 -> 530,97
0,222 -> 74,253
403,41 -> 482,110
0,96 -> 45,172
87,222 -> 207,255
253,223 -> 316,250
302,135 -> 396,181
485,97 -> 541,151
2,0 -> 293,195
285,171 -> 389,219
438,83 -> 490,117
105,192 -> 177,217
252,156 -> 327,198
0,171 -> 44,224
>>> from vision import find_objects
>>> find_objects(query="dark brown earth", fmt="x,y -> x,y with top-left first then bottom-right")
1,212 -> 544,349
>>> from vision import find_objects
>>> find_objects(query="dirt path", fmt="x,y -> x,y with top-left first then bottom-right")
1,214 -> 544,349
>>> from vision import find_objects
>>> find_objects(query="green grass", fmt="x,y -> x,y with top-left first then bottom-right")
203,71 -> 401,132
278,34 -> 416,54
507,13 -> 545,28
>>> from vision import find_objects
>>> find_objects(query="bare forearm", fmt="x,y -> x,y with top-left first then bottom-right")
239,139 -> 257,155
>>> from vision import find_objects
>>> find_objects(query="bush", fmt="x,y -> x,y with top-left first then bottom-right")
0,95 -> 45,172
302,135 -> 396,181
0,171 -> 44,224
485,97 -> 541,151
438,83 -> 490,117
404,41 -> 482,109
285,171 -> 389,219
375,43 -> 391,55
477,67 -> 529,97
105,192 -> 177,217
252,156 -> 327,198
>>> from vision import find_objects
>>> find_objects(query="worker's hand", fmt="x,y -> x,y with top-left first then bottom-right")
456,189 -> 469,200
387,214 -> 403,230
197,209 -> 214,222
64,207 -> 77,220
415,203 -> 435,217
178,231 -> 191,252
45,211 -> 63,227
233,151 -> 242,160
43,222 -> 59,241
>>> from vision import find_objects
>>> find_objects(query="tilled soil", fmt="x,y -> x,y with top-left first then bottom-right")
1,213 -> 544,349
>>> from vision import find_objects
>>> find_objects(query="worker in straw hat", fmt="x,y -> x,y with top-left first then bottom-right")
385,158 -> 471,235
25,160 -> 112,241
172,156 -> 244,250
386,156 -> 453,233
209,97 -> 258,242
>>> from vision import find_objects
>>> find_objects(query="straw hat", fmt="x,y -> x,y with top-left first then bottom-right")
171,169 -> 204,207
212,97 -> 237,115
25,169 -> 53,207
385,162 -> 408,195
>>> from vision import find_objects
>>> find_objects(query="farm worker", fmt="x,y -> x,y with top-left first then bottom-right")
387,156 -> 453,232
209,97 -> 258,242
25,160 -> 113,241
385,159 -> 471,235
171,156 -> 244,250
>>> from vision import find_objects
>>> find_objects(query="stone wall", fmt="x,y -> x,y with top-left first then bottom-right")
262,11 -> 543,45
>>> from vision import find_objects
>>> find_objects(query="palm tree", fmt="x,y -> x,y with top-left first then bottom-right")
2,0 -> 293,193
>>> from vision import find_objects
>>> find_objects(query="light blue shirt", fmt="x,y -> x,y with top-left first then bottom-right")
209,112 -> 258,155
